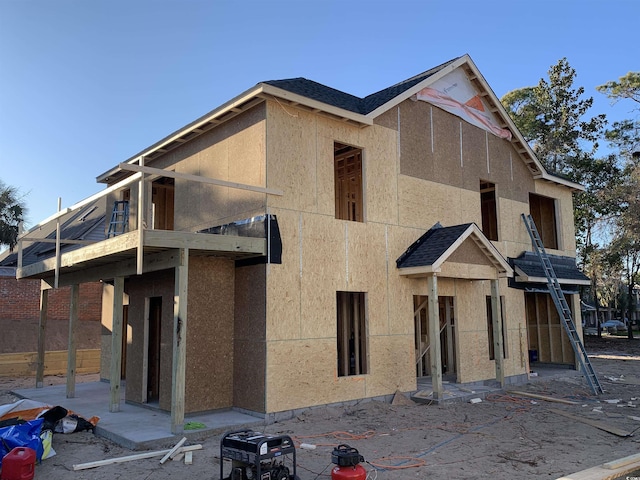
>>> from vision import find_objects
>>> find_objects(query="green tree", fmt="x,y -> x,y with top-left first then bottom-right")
501,58 -> 606,177
502,58 -> 617,276
0,180 -> 26,251
597,72 -> 640,107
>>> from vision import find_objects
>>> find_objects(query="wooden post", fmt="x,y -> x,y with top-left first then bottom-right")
491,279 -> 505,387
54,198 -> 62,289
137,156 -> 145,275
110,277 -> 125,412
427,275 -> 443,400
66,284 -> 79,398
36,284 -> 49,388
171,248 -> 188,434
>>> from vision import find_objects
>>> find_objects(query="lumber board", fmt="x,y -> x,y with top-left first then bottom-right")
603,452 -> 640,470
506,390 -> 579,405
160,437 -> 186,464
184,451 -> 193,465
72,444 -> 201,470
547,408 -> 633,437
0,349 -> 100,377
556,453 -> 640,479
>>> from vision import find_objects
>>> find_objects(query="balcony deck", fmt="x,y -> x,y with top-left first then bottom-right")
17,229 -> 267,286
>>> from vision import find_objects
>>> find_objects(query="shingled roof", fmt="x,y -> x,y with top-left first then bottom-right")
510,251 -> 589,284
396,223 -> 473,269
263,57 -> 460,115
0,198 -> 106,268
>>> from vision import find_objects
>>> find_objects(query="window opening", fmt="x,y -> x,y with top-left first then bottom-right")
152,178 -> 175,230
334,143 -> 363,222
480,181 -> 498,241
529,193 -> 558,249
337,291 -> 368,376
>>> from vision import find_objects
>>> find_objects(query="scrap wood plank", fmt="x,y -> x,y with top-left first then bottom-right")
73,444 -> 202,470
185,451 -> 193,465
556,453 -> 640,480
548,408 -> 633,437
506,390 -> 579,405
160,437 -> 187,464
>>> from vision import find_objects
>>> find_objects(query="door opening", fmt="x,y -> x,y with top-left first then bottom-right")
414,295 -> 456,379
147,297 -> 162,403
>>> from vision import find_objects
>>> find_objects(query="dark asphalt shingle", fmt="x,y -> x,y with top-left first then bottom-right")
510,251 -> 589,282
396,223 -> 473,269
263,57 -> 460,115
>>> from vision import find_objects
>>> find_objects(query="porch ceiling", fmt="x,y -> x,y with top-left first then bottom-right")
16,229 -> 267,287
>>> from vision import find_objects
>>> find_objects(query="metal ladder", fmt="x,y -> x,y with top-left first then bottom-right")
107,201 -> 129,238
521,214 -> 603,394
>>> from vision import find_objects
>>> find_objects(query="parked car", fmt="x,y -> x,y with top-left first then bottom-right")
600,320 -> 628,334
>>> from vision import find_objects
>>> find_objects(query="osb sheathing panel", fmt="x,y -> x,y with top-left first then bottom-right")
123,269 -> 174,410
298,213 -> 347,340
397,176 -> 480,229
397,100 -> 534,205
185,256 -> 235,413
431,108 -> 465,188
363,334 -> 415,398
163,105 -> 267,232
266,209 -> 302,341
359,125 -> 399,225
234,264 -> 266,413
266,103 -> 320,214
373,105 -> 399,131
399,101 -> 433,181
266,338 -> 360,412
266,102 -> 399,225
265,335 -> 415,413
345,222 -> 389,337
460,121 -> 489,191
447,239 -> 497,266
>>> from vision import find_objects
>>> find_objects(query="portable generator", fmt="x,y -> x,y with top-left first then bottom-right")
220,429 -> 298,480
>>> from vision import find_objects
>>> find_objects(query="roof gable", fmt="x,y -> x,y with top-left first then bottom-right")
396,222 -> 512,278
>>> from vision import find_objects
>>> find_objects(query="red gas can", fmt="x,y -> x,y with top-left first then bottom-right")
331,464 -> 367,480
1,447 -> 36,480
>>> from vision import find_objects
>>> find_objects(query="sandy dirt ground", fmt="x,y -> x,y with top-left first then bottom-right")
2,335 -> 640,480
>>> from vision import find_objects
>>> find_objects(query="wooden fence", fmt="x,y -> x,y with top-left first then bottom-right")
0,349 -> 100,377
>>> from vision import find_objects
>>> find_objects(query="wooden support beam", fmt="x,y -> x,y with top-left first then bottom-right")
66,284 -> 79,398
109,276 -> 124,412
137,158 -> 146,275
119,163 -> 284,196
427,275 -> 443,400
54,198 -> 62,289
491,279 -> 505,387
36,285 -> 49,388
171,249 -> 188,434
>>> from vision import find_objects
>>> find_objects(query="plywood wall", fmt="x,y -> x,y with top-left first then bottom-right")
258,95 -> 578,413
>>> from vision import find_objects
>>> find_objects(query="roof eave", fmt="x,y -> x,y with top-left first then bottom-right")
260,84 -> 373,126
96,85 -> 268,183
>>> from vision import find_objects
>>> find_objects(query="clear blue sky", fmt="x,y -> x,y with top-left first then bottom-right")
1,0 -> 638,227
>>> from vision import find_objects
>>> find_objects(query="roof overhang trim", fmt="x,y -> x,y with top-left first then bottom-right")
398,224 -> 513,279
514,266 -> 591,286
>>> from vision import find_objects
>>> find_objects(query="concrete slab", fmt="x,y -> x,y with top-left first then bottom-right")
12,381 -> 263,450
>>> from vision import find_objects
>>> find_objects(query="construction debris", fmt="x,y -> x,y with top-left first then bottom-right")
72,443 -> 202,470
548,408 -> 633,438
506,390 -> 579,405
160,437 -> 186,464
